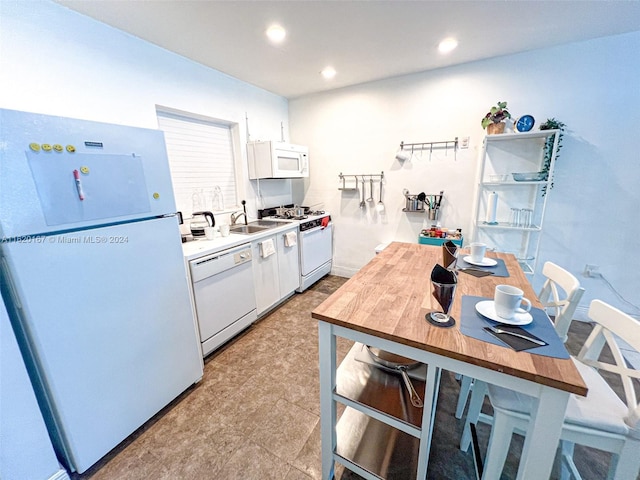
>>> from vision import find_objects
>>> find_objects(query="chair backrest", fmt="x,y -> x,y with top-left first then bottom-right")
579,300 -> 640,434
538,261 -> 585,342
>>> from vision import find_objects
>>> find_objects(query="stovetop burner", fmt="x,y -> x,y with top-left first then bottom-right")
271,214 -> 308,220
258,205 -> 325,219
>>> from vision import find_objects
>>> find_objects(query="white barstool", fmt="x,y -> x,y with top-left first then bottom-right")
455,261 -> 585,419
468,300 -> 640,479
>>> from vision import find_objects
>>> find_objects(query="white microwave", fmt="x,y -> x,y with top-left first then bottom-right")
247,141 -> 309,179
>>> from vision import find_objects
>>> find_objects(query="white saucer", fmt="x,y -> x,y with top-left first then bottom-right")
475,300 -> 533,326
463,256 -> 498,267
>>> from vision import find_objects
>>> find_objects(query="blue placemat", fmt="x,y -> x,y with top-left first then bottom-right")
460,295 -> 569,359
455,257 -> 509,277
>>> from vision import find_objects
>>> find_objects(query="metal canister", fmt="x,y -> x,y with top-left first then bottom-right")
405,195 -> 423,211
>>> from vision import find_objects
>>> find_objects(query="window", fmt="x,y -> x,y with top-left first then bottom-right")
157,108 -> 238,216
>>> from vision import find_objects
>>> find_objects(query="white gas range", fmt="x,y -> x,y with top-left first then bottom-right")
258,206 -> 333,292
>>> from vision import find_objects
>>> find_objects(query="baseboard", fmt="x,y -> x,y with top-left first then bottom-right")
50,468 -> 71,480
331,265 -> 357,278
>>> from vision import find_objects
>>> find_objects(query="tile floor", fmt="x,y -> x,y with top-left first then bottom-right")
72,275 -> 625,480
75,275 -> 352,480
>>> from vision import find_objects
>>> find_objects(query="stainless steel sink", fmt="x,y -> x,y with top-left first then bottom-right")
229,224 -> 270,234
252,219 -> 288,227
229,220 -> 289,235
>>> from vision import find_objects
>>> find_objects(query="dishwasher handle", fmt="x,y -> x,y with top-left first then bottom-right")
190,244 -> 252,281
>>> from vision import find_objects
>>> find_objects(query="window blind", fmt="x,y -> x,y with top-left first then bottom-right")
157,110 -> 237,216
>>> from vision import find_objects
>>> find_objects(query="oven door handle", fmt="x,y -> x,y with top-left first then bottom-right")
301,223 -> 332,236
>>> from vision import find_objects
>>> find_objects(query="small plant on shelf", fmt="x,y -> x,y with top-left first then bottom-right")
539,118 -> 566,194
481,101 -> 511,134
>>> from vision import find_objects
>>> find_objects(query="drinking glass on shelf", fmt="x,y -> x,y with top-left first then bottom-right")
509,208 -> 520,227
519,208 -> 533,228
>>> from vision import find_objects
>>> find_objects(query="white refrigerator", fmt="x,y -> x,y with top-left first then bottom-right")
0,109 -> 203,473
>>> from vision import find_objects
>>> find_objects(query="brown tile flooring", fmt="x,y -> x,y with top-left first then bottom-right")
74,275 -> 620,480
76,275 -> 352,480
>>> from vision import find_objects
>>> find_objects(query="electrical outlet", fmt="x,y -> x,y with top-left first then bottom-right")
583,264 -> 600,278
460,136 -> 470,149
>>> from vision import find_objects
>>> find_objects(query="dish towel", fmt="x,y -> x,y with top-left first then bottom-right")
260,238 -> 276,258
284,231 -> 297,247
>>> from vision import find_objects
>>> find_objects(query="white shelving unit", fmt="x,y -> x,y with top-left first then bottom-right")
471,129 -> 560,274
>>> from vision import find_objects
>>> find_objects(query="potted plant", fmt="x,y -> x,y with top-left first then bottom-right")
481,101 -> 511,134
539,118 -> 566,195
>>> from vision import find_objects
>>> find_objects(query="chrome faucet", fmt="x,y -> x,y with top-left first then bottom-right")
230,211 -> 246,225
230,200 -> 248,226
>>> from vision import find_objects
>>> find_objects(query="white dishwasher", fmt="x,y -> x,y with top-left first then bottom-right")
189,243 -> 257,357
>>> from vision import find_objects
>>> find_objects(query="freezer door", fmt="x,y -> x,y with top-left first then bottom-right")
0,108 -> 177,237
0,216 -> 202,473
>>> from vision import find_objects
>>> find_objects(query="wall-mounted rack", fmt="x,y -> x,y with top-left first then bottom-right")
402,189 -> 444,220
338,171 -> 384,190
398,137 -> 459,160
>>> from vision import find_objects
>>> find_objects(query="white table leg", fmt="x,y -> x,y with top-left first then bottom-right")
516,386 -> 570,480
318,321 -> 337,480
416,363 -> 440,479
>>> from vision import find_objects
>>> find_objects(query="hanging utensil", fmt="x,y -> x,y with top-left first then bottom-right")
367,177 -> 374,202
376,178 -> 385,213
359,177 -> 366,209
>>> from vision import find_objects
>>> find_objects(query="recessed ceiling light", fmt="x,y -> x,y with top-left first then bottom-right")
266,24 -> 286,43
438,37 -> 458,53
321,66 -> 336,79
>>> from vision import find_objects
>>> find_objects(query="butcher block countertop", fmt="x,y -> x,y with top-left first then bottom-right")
312,241 -> 587,396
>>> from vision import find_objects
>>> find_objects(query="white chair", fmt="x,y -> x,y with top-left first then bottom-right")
454,261 -> 585,419
465,300 -> 640,479
537,261 -> 585,343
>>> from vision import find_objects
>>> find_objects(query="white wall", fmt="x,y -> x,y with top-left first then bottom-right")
290,31 -> 640,319
0,0 -> 292,224
2,1 -> 638,319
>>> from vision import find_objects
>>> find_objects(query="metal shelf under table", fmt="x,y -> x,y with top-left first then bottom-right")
334,343 -> 428,479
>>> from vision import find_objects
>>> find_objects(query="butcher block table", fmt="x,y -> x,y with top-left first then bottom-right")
312,242 -> 587,480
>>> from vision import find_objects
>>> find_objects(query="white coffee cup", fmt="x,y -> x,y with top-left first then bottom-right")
219,224 -> 230,237
204,226 -> 215,240
494,285 -> 532,320
470,242 -> 487,263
